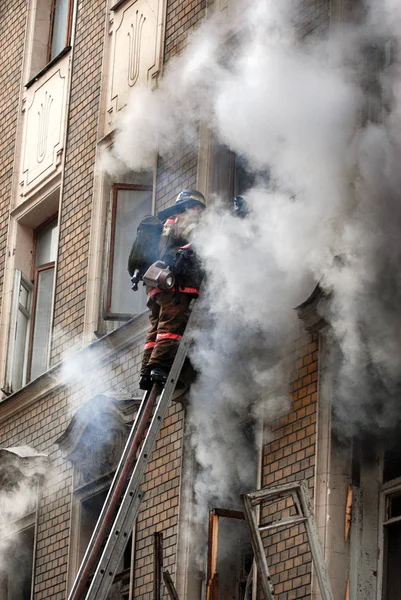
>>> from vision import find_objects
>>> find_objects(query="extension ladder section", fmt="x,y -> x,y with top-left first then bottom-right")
67,298 -> 199,600
241,481 -> 334,600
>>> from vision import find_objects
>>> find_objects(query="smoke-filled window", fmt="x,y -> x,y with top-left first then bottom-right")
105,183 -> 153,320
0,524 -> 34,600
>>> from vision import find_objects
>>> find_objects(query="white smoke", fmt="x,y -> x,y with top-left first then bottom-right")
107,0 -> 401,519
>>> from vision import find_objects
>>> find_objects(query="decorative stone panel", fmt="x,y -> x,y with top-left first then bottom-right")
18,56 -> 70,201
105,0 -> 166,133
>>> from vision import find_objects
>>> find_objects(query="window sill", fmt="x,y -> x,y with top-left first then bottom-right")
25,46 -> 72,89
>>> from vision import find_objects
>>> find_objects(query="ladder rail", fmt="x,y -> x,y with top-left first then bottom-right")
67,385 -> 160,600
83,298 -> 198,600
242,482 -> 334,600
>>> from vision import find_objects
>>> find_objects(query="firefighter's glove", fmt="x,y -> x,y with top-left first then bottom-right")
173,247 -> 197,277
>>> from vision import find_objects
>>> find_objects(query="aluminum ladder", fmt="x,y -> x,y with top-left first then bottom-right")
67,298 -> 199,600
241,481 -> 334,600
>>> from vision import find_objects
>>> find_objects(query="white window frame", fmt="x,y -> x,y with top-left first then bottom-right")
4,270 -> 33,395
377,475 -> 401,600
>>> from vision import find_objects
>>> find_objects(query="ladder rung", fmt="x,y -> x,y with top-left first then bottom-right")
259,516 -> 307,532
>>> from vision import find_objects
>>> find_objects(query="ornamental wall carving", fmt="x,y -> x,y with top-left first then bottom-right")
105,0 -> 165,134
18,56 -> 70,202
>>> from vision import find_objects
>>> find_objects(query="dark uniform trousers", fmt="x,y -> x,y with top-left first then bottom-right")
141,291 -> 194,374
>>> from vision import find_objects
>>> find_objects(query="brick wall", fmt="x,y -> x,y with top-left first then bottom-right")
0,325 -> 185,599
134,400 -> 185,597
51,0 -> 106,365
0,0 -> 27,318
156,145 -> 199,214
261,332 -> 318,599
164,0 -> 206,62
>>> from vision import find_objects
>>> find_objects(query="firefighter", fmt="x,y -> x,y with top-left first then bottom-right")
138,189 -> 206,390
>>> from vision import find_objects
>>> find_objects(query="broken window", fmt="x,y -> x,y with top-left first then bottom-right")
105,183 -> 153,320
79,488 -> 135,600
206,508 -> 253,600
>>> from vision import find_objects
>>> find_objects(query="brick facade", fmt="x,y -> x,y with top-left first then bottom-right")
261,332 -> 318,598
0,0 -> 27,318
51,0 -> 107,364
164,0 -> 206,62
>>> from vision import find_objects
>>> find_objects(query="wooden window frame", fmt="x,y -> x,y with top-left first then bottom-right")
26,216 -> 58,383
26,262 -> 55,383
47,0 -> 74,64
105,183 -> 153,321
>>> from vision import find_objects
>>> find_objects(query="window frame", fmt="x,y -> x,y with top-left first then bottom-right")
26,216 -> 58,383
75,481 -> 136,600
47,0 -> 75,64
378,475 -> 401,599
105,183 -> 153,321
27,262 -> 56,383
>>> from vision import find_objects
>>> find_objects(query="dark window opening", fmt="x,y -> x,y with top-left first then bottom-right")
0,525 -> 35,600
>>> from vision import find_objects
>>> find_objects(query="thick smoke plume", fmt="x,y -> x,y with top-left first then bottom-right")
108,0 -> 401,519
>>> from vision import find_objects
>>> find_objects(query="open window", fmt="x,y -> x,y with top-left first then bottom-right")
4,216 -> 58,394
206,508 -> 253,600
105,184 -> 153,320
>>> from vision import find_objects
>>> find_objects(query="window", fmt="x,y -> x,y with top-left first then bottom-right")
79,488 -> 135,600
210,144 -> 269,208
0,523 -> 35,600
28,0 -> 74,80
229,153 -> 270,198
106,184 -> 153,320
49,0 -> 74,61
28,219 -> 58,382
4,218 -> 58,393
206,509 -> 253,600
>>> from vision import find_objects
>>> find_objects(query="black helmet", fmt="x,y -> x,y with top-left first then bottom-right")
158,189 -> 206,221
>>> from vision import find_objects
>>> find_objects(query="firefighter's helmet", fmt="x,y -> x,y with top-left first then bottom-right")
158,189 -> 206,221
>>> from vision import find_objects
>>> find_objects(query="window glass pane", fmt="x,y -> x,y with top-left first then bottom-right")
30,267 -> 54,380
110,189 -> 152,316
35,221 -> 58,267
388,492 -> 401,520
50,0 -> 69,60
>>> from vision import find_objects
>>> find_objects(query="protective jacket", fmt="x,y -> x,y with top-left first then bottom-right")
141,210 -> 203,376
